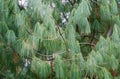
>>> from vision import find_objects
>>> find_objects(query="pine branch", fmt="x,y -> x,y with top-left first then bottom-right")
107,25 -> 113,37
90,30 -> 96,44
55,23 -> 69,52
68,0 -> 74,6
15,62 -> 25,78
63,12 -> 68,22
90,0 -> 99,5
34,49 -> 65,57
79,42 -> 95,46
80,35 -> 98,40
55,24 -> 65,42
26,29 -> 33,35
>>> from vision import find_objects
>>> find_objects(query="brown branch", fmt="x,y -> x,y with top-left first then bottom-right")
68,0 -> 74,6
90,30 -> 96,44
80,35 -> 98,40
63,12 -> 68,22
90,0 -> 99,5
79,42 -> 95,46
34,49 -> 65,57
56,24 -> 70,53
107,25 -> 113,38
56,24 -> 66,42
26,29 -> 33,35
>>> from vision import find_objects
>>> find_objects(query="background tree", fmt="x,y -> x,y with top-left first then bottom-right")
0,0 -> 120,79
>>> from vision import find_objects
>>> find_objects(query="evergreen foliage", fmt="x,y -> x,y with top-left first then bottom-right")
1,0 -> 120,79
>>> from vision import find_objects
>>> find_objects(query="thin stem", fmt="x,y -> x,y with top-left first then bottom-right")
55,23 -> 69,53
63,12 -> 68,22
90,0 -> 99,5
68,0 -> 74,6
79,42 -> 95,46
90,30 -> 96,44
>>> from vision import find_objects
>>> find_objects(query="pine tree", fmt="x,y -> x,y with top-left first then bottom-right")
0,0 -> 120,79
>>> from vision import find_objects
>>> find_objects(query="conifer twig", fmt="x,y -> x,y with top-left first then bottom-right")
68,0 -> 74,6
26,29 -> 33,35
55,23 -> 69,52
90,30 -> 96,44
90,0 -> 99,5
63,12 -> 68,22
80,35 -> 98,40
79,42 -> 95,46
34,48 -> 65,57
56,24 -> 66,42
107,25 -> 113,37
